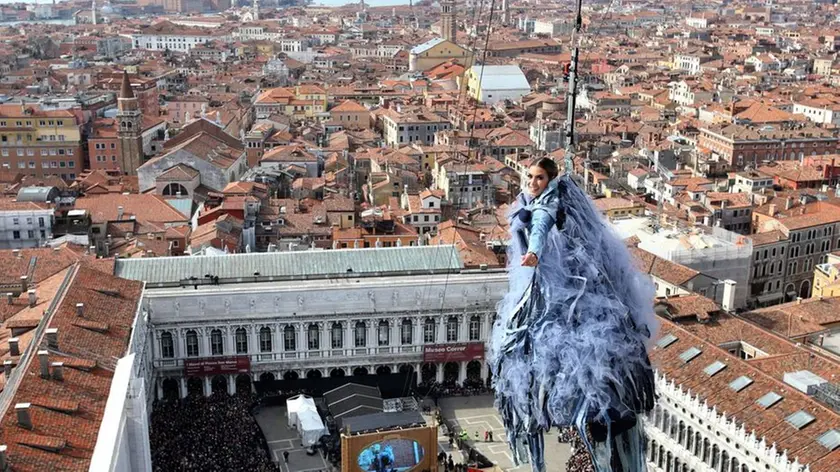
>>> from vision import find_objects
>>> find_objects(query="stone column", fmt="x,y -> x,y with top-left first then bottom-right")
226,326 -> 235,355
203,377 -> 212,397
390,318 -> 399,353
367,320 -> 375,353
249,326 -> 259,355
227,374 -> 236,395
201,328 -> 211,357
437,316 -> 446,343
179,377 -> 188,398
176,329 -> 185,359
345,320 -> 353,353
296,323 -> 304,357
321,321 -> 329,356
152,331 -> 162,360
457,360 -> 466,384
435,362 -> 444,383
156,379 -> 164,400
460,315 -> 469,342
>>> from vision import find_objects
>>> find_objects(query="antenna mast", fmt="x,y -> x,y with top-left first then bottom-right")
563,0 -> 584,181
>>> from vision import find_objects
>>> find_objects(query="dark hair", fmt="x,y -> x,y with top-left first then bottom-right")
534,157 -> 559,181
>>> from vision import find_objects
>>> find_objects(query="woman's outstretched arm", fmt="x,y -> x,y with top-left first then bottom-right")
522,199 -> 558,266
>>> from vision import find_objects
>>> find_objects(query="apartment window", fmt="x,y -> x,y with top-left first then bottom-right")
12,218 -> 18,225
446,316 -> 459,342
28,162 -> 34,169
210,329 -> 223,355
331,322 -> 343,348
160,332 -> 174,358
259,327 -> 272,352
400,319 -> 413,345
12,231 -> 19,240
424,318 -> 436,343
354,321 -> 367,347
185,330 -> 199,357
235,328 -> 248,353
307,324 -> 319,350
17,162 -> 24,169
27,230 -> 33,239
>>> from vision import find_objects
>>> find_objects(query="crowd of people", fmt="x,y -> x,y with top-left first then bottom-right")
150,392 -> 279,472
564,429 -> 596,472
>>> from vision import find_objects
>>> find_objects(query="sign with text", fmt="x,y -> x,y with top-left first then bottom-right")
423,343 -> 485,363
184,356 -> 250,377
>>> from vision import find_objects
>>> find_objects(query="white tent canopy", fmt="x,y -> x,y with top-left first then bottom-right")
285,395 -> 328,446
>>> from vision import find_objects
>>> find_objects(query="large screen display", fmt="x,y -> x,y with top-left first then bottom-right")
357,438 -> 425,472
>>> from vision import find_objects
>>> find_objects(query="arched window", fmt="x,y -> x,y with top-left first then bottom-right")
162,183 -> 189,197
210,329 -> 223,355
446,316 -> 459,342
185,329 -> 199,357
160,331 -> 174,358
469,315 -> 481,341
284,325 -> 296,351
378,320 -> 389,346
331,322 -> 343,349
307,324 -> 319,350
235,327 -> 247,354
354,321 -> 366,347
424,318 -> 436,343
400,319 -> 412,345
259,327 -> 272,352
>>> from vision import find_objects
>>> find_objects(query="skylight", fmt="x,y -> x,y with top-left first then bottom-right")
656,333 -> 678,349
729,376 -> 753,392
817,429 -> 840,451
756,392 -> 783,409
703,361 -> 727,377
785,411 -> 815,430
679,347 -> 702,363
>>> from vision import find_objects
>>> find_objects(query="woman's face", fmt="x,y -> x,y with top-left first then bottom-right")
526,165 -> 549,197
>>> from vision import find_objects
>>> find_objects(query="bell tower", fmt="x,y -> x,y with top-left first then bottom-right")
116,71 -> 143,175
441,0 -> 456,42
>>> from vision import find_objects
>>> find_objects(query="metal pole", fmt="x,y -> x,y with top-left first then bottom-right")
563,0 -> 584,179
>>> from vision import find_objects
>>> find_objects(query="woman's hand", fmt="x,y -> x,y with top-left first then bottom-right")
521,252 -> 538,267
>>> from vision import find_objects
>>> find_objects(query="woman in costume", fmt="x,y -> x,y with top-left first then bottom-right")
488,158 -> 658,472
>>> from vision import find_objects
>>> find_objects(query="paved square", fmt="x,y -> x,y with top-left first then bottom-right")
434,395 -> 572,472
254,405 -> 330,472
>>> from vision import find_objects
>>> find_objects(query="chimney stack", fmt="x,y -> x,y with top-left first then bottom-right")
45,328 -> 58,350
12,249 -> 20,259
20,276 -> 28,293
768,203 -> 776,217
6,293 -> 12,305
796,297 -> 803,305
15,403 -> 31,429
27,289 -> 36,308
721,279 -> 737,313
37,350 -> 49,379
76,303 -> 84,318
0,444 -> 8,471
117,206 -> 124,220
51,362 -> 64,381
3,361 -> 12,379
8,338 -> 19,357
785,196 -> 793,210
89,246 -> 96,255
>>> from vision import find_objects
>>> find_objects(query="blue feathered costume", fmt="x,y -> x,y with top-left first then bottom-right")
488,174 -> 658,472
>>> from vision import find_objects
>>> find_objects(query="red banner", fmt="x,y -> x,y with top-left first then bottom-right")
423,343 -> 485,363
184,356 -> 250,377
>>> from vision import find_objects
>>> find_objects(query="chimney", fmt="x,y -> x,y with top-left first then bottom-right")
117,206 -> 124,220
721,279 -> 737,313
796,297 -> 803,305
76,303 -> 84,317
768,203 -> 776,217
6,293 -> 12,305
51,362 -> 64,381
8,338 -> 19,357
27,289 -> 36,307
3,360 -> 12,379
88,246 -> 96,255
15,403 -> 31,429
0,445 -> 8,471
37,350 -> 49,378
12,249 -> 20,259
45,328 -> 58,350
20,276 -> 28,293
785,196 -> 793,210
